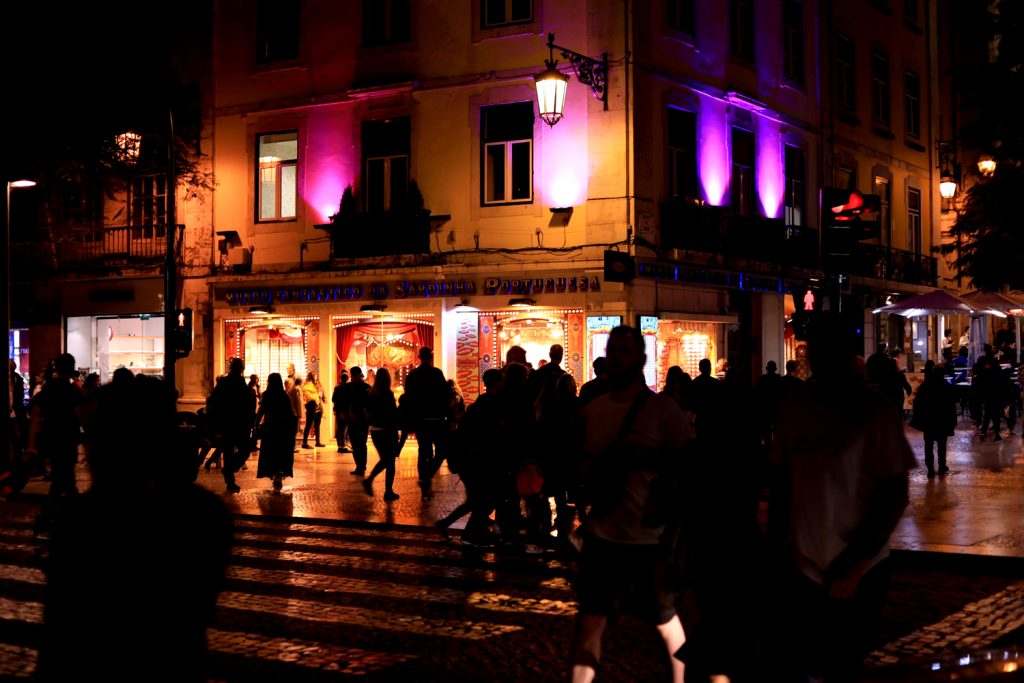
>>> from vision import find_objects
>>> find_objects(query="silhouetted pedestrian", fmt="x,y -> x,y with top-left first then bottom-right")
404,346 -> 451,499
38,375 -> 232,682
571,326 -> 693,683
362,368 -> 402,501
256,373 -> 297,490
207,358 -> 256,494
765,316 -> 914,682
25,353 -> 83,535
332,371 -> 352,453
578,357 -> 609,408
347,367 -> 370,475
911,365 -> 957,477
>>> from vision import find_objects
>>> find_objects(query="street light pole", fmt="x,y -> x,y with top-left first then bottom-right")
4,179 -> 36,423
163,109 -> 177,396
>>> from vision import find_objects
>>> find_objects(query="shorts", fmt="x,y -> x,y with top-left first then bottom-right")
575,536 -> 677,626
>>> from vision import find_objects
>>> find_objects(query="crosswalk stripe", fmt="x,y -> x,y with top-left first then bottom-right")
227,565 -> 577,616
0,643 -> 36,679
0,596 -> 42,625
207,627 -> 416,674
218,591 -> 523,640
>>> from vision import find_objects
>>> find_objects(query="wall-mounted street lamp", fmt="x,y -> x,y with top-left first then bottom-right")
534,33 -> 608,126
936,140 -> 959,200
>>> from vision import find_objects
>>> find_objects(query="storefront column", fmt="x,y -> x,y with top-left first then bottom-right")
760,292 -> 785,372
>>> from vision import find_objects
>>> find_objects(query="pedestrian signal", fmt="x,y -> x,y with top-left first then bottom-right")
171,308 -> 193,359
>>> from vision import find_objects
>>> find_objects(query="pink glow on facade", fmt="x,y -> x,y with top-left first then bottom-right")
542,127 -> 587,208
698,97 -> 729,205
756,118 -> 784,218
304,112 -> 354,223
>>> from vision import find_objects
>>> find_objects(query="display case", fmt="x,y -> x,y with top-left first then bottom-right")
108,335 -> 165,377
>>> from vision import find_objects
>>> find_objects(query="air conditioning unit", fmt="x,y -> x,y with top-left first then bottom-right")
227,246 -> 252,267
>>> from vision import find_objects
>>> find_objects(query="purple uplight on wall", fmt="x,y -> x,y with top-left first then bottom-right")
542,124 -> 588,208
756,118 -> 784,218
305,111 -> 355,223
698,96 -> 729,205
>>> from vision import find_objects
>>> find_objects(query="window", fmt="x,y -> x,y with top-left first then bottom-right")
362,118 -> 410,212
836,34 -> 856,111
873,176 -> 891,247
668,108 -> 698,201
904,71 -> 921,139
907,187 -> 922,254
667,0 -> 696,37
481,103 -> 533,205
784,146 -> 805,227
730,0 -> 755,61
782,0 -> 804,84
871,52 -> 891,125
904,0 -> 919,25
482,0 -> 532,28
256,0 -> 300,64
731,128 -> 755,216
836,164 -> 857,191
130,174 -> 168,238
363,0 -> 411,46
257,132 -> 298,221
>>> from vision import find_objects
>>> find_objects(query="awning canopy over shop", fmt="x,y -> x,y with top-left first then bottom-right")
872,289 -> 1004,318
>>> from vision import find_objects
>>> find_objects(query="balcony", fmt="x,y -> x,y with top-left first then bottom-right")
856,244 -> 938,287
659,200 -> 818,270
317,210 -> 431,260
57,224 -> 172,266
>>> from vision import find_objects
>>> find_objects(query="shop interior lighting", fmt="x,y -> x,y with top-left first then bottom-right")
360,303 -> 388,313
508,298 -> 537,308
453,299 -> 480,313
249,305 -> 274,315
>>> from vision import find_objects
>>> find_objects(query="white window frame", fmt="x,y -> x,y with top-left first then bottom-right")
257,132 -> 298,222
365,154 -> 409,212
483,138 -> 532,205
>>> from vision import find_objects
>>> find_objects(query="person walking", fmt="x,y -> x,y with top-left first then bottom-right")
332,371 -> 352,453
347,367 -> 371,475
301,371 -> 325,448
361,368 -> 402,501
37,374 -> 232,682
256,373 -> 298,490
287,376 -> 304,453
207,358 -> 256,494
765,315 -> 914,682
24,353 -> 83,535
911,364 -> 957,477
403,346 -> 452,499
570,326 -> 693,683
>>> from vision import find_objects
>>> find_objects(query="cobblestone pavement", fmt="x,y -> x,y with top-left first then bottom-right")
3,418 -> 1024,679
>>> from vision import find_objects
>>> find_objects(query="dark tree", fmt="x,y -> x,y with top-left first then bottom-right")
943,0 -> 1024,289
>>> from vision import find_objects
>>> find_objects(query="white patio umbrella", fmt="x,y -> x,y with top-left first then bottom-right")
873,289 -> 1005,365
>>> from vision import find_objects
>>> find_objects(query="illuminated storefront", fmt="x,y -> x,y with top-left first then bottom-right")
66,313 -> 166,381
333,314 -> 435,398
223,316 -> 320,382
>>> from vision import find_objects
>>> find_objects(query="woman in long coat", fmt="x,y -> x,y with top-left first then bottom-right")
257,373 -> 298,490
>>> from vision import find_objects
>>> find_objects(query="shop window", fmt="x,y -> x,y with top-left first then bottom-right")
907,187 -> 921,254
836,34 -> 855,111
784,145 -> 805,227
334,316 -> 434,393
482,0 -> 532,28
239,321 -> 312,384
655,320 -> 718,382
363,117 -> 410,213
256,0 -> 300,64
66,314 -> 165,382
871,52 -> 891,126
782,0 -> 804,84
731,128 -> 755,216
481,102 -> 534,205
257,131 -> 298,221
668,107 -> 698,201
667,0 -> 695,37
730,0 -> 755,62
363,0 -> 412,47
904,70 -> 921,139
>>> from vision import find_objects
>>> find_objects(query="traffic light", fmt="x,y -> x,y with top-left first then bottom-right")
171,308 -> 193,359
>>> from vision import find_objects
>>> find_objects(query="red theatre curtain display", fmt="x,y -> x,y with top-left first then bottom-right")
336,320 -> 434,377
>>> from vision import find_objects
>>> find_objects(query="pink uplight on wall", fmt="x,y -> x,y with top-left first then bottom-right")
542,127 -> 587,208
698,96 -> 729,206
305,111 -> 355,223
756,119 -> 784,218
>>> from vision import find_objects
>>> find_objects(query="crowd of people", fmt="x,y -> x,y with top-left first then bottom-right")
9,313 -> 1020,681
